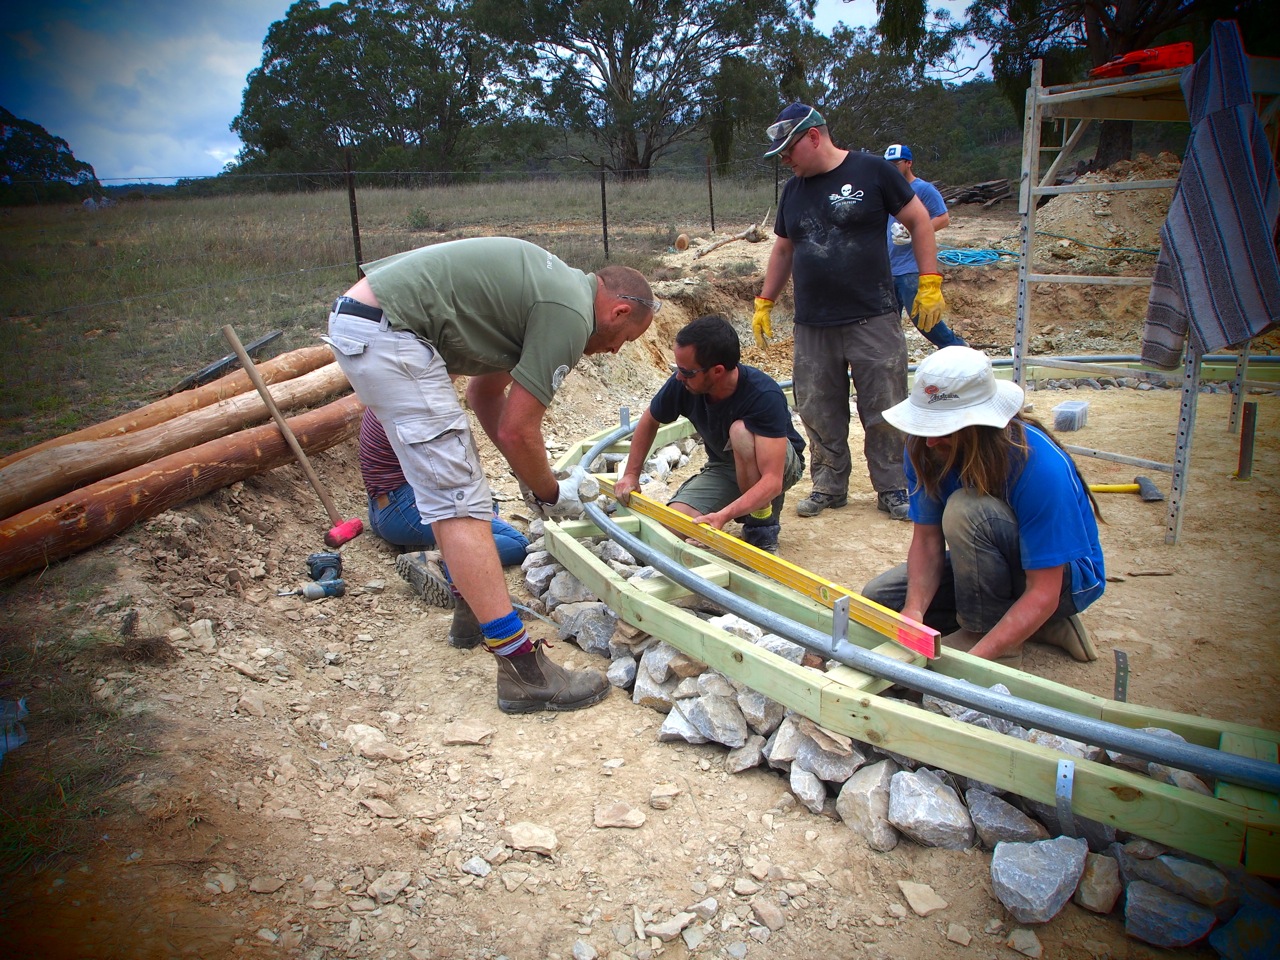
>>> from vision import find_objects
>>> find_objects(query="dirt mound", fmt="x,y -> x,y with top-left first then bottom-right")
1032,152 -> 1181,273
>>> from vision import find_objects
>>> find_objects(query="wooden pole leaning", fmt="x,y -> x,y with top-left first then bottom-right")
222,325 -> 363,547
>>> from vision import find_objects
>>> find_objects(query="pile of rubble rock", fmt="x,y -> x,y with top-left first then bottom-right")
522,526 -> 1279,955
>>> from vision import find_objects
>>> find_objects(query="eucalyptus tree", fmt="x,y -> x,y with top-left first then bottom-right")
1,107 -> 100,204
231,0 -> 519,175
473,0 -> 814,178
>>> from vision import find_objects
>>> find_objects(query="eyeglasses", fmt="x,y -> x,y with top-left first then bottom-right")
672,363 -> 705,378
766,107 -> 818,143
619,294 -> 662,314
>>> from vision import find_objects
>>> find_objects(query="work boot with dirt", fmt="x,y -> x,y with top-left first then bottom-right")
395,551 -> 455,609
449,598 -> 483,649
876,489 -> 911,521
493,640 -> 610,714
1030,614 -> 1098,662
741,522 -> 781,553
796,491 -> 847,518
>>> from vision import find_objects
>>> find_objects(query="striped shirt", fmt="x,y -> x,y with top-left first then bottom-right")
358,408 -> 407,497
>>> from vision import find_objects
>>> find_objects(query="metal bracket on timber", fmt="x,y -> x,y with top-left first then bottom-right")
543,420 -> 1280,875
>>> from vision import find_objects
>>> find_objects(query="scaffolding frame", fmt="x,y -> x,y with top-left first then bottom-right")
1013,57 -> 1280,544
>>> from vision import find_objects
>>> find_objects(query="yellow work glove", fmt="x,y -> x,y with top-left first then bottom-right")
911,273 -> 946,333
752,297 -> 775,349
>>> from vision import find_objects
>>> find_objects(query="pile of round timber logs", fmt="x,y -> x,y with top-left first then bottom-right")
0,345 -> 362,582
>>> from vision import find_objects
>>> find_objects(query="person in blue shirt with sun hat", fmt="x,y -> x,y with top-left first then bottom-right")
862,346 -> 1104,669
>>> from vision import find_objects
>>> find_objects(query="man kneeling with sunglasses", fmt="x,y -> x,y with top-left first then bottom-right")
614,314 -> 805,554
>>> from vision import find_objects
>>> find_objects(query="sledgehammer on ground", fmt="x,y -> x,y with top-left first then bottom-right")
1088,476 -> 1164,501
222,325 -> 364,547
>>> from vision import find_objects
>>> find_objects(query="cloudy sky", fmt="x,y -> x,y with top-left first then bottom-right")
3,0 -> 892,184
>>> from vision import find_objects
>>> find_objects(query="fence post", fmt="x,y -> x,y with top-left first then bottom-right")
1236,400 -> 1258,480
706,155 -> 715,233
600,160 -> 609,260
344,147 -> 364,280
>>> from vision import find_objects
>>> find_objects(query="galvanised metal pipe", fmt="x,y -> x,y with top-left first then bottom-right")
575,427 -> 1280,795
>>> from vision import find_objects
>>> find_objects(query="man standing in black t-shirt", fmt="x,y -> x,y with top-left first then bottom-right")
753,104 -> 947,521
614,314 -> 806,553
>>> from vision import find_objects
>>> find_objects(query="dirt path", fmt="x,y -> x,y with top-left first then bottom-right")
2,200 -> 1278,960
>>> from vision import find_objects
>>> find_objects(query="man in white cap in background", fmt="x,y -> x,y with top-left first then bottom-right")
861,346 -> 1104,669
883,143 -> 968,350
754,103 -> 946,521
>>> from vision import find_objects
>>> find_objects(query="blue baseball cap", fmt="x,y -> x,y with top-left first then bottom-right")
884,144 -> 913,162
764,104 -> 826,158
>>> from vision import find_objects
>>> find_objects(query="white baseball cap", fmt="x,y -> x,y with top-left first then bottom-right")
884,347 -> 1026,437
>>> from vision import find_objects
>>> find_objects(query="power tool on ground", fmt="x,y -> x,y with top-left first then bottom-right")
278,552 -> 346,600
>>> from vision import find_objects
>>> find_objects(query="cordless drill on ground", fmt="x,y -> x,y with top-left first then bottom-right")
278,552 -> 346,600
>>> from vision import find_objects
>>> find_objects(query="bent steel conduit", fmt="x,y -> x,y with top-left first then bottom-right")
574,426 -> 1280,795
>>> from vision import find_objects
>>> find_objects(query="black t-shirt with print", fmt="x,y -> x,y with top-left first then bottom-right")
775,151 -> 915,326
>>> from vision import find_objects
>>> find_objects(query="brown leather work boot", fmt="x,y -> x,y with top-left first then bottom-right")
395,551 -> 455,609
450,598 -> 482,649
494,640 -> 610,714
1031,615 -> 1098,662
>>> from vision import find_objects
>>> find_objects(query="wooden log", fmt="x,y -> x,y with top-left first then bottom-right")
0,363 -> 351,521
0,344 -> 335,471
0,395 -> 363,583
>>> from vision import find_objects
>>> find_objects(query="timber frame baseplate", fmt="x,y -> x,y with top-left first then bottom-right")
544,418 -> 1280,876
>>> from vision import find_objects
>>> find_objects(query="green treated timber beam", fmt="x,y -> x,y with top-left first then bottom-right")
933,657 -> 1280,748
1217,735 -> 1280,874
543,521 -> 1280,874
562,506 -> 1280,750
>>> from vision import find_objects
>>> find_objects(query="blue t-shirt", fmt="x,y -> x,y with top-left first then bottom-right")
886,178 -> 946,277
905,423 -> 1105,612
649,365 -> 805,468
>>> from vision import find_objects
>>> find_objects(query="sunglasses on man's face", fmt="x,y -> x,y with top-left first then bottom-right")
766,106 -> 819,142
672,363 -> 705,379
619,294 -> 662,314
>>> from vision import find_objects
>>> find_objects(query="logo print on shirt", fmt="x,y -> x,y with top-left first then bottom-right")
551,364 -> 570,392
828,183 -> 864,206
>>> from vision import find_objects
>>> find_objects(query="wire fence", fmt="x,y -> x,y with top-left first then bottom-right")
4,161 -> 791,322
4,154 -> 788,202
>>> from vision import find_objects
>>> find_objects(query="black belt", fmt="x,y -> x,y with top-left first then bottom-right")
333,296 -> 384,323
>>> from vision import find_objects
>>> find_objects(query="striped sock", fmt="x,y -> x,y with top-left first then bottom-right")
481,610 -> 532,657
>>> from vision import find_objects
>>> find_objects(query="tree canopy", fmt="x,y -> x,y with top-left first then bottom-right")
231,0 -> 521,175
223,0 -> 1024,185
870,0 -> 1276,163
1,107 -> 100,205
471,0 -> 813,178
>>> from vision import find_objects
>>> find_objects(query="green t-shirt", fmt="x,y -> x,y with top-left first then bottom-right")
363,237 -> 597,407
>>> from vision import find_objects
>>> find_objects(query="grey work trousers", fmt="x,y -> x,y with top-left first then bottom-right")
792,312 -> 908,496
862,489 -> 1076,634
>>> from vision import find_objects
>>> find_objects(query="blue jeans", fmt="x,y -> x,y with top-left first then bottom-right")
862,489 -> 1074,633
893,274 -> 967,350
368,483 -> 529,567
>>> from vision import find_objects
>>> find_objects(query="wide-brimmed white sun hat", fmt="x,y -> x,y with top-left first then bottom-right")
884,347 -> 1025,437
